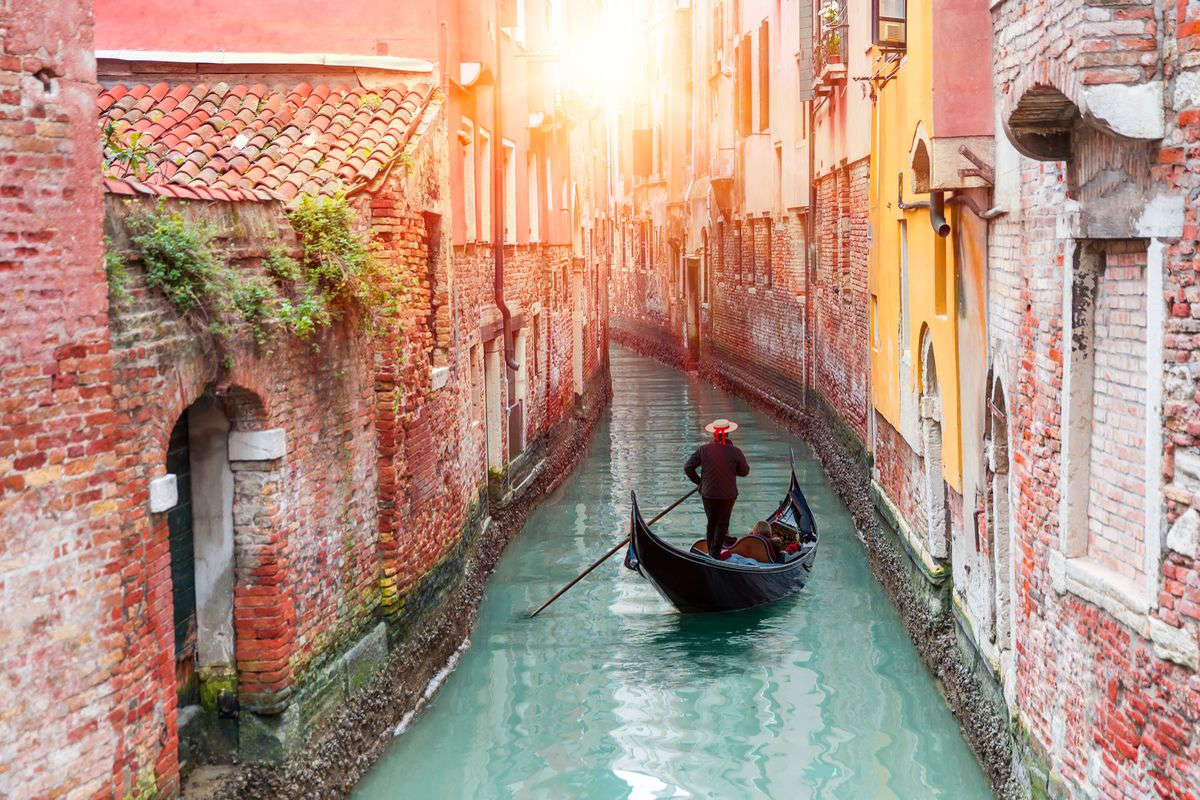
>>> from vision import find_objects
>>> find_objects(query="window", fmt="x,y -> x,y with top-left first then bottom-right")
758,20 -> 770,131
533,312 -> 543,377
776,145 -> 784,213
712,4 -> 723,66
1063,242 -> 1151,589
871,294 -> 880,349
503,141 -> 516,244
735,222 -> 743,282
716,221 -> 725,279
528,153 -> 540,242
899,220 -> 910,353
479,129 -> 492,242
545,152 -> 553,211
737,37 -> 752,136
764,218 -> 773,288
461,119 -> 476,241
873,0 -> 907,48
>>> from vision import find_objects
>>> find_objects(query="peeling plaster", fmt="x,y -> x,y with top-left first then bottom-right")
1083,82 -> 1165,140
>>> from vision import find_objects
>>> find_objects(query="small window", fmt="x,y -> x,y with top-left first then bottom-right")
764,218 -> 773,288
758,20 -> 770,131
873,0 -> 907,48
528,152 -> 540,242
737,37 -> 752,136
479,129 -> 492,242
502,141 -> 516,244
461,119 -> 476,242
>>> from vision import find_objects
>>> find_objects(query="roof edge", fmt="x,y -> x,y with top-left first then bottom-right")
96,49 -> 435,74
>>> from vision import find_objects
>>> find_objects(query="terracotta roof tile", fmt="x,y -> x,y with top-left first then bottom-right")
101,79 -> 434,203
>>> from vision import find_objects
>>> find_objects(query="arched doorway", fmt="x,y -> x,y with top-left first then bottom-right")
989,383 -> 1014,661
166,395 -> 238,763
920,331 -> 948,560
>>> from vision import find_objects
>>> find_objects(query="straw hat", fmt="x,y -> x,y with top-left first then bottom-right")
704,418 -> 739,434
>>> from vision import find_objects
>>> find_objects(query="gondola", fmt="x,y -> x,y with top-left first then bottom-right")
625,458 -> 819,613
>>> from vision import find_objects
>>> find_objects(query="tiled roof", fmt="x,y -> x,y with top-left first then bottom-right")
99,80 -> 433,203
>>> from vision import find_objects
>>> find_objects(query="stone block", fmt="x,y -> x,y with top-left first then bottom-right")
1166,508 -> 1199,559
344,622 -> 388,692
228,428 -> 287,461
148,473 -> 177,513
239,705 -> 301,763
294,660 -> 346,731
1148,616 -> 1200,670
431,365 -> 450,391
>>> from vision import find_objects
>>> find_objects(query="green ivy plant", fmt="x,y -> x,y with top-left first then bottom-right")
120,193 -> 406,362
103,236 -> 131,306
102,120 -> 154,179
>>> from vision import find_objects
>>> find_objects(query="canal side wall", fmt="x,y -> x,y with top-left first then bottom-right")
205,366 -> 612,799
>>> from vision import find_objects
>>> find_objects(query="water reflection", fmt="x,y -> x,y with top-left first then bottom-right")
353,348 -> 991,800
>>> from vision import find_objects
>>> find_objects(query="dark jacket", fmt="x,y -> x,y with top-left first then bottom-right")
684,441 -> 750,500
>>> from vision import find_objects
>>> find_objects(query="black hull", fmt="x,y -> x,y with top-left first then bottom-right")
629,463 -> 819,613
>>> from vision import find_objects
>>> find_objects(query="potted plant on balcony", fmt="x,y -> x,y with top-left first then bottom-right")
820,2 -> 843,64
825,32 -> 842,63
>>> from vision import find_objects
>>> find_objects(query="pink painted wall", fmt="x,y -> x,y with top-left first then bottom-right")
94,0 -> 442,58
931,0 -> 994,137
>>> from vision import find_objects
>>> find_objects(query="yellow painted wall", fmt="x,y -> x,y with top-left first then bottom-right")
867,0 -> 964,491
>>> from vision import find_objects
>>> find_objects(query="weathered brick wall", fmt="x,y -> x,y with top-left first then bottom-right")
1087,244 -> 1148,585
874,411 -> 929,539
102,195 -> 381,747
704,213 -> 808,406
0,1 -> 135,796
989,0 -> 1200,790
814,160 -> 870,445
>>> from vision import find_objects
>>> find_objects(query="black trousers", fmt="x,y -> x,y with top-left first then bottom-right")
702,496 -> 737,554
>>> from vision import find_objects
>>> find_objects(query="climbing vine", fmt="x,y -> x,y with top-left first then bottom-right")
103,236 -> 131,306
118,192 -> 406,359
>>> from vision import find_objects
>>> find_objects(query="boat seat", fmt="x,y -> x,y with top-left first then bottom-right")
691,536 -> 774,563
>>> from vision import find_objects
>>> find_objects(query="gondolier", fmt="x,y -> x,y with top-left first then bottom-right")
684,418 -> 750,557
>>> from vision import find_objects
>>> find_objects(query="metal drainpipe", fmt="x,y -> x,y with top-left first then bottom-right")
929,190 -> 950,238
804,97 -> 816,410
493,2 -> 519,373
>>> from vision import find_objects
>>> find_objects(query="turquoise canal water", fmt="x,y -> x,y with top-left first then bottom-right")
354,348 -> 992,799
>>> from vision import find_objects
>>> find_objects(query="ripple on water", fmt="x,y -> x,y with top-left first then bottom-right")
353,348 -> 991,800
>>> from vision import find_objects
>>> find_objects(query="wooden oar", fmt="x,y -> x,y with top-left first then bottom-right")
528,486 -> 700,618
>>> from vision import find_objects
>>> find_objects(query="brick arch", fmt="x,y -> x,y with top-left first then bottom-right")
918,325 -> 949,558
1001,57 -> 1084,161
988,376 -> 1016,659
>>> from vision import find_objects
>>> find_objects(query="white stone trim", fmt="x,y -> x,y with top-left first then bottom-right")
228,428 -> 287,461
148,474 -> 178,513
431,366 -> 450,391
872,480 -> 949,580
1082,82 -> 1165,141
96,49 -> 434,73
1143,238 -> 1166,611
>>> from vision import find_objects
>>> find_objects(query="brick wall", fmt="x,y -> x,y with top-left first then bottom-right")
813,160 -> 870,444
989,0 -> 1200,789
1087,244 -> 1148,585
703,213 -> 809,406
0,1 -> 133,796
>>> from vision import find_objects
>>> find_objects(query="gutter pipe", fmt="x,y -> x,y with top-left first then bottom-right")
493,1 -> 519,372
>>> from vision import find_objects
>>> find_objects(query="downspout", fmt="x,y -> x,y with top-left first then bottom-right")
493,1 -> 520,373
805,95 -> 816,410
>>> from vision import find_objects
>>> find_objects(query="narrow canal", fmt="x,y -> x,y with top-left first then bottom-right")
355,348 -> 991,799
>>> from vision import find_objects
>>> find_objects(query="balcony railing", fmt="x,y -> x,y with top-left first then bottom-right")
814,0 -> 848,93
